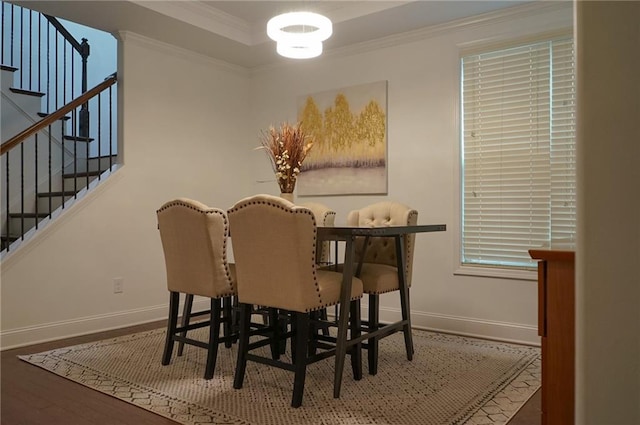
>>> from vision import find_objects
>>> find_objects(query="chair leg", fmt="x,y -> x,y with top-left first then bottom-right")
233,303 -> 252,390
308,311 -> 320,356
278,310 -> 289,355
222,296 -> 233,348
319,308 -> 330,336
204,298 -> 222,380
368,294 -> 380,375
291,312 -> 310,408
268,308 -> 282,360
350,299 -> 362,381
162,292 -> 180,365
177,293 -> 194,356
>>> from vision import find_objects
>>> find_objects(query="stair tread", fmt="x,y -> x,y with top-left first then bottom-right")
37,112 -> 71,121
87,154 -> 118,160
9,87 -> 45,97
63,135 -> 95,142
62,170 -> 104,178
37,191 -> 78,197
8,212 -> 50,218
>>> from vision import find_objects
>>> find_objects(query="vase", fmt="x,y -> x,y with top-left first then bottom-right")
280,192 -> 294,203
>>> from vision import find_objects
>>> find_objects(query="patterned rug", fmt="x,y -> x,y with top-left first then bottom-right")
19,328 -> 540,425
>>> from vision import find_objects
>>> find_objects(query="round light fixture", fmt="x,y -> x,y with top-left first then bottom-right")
276,40 -> 323,59
267,12 -> 333,59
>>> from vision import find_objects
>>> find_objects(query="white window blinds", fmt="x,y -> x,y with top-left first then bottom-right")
461,37 -> 576,269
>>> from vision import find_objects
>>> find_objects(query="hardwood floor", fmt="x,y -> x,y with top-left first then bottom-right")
1,322 -> 541,424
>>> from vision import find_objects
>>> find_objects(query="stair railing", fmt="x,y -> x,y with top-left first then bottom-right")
1,1 -> 90,134
1,74 -> 117,253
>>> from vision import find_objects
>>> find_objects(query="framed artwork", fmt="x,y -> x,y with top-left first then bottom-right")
296,80 -> 388,196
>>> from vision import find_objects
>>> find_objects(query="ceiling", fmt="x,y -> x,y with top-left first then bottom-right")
14,1 -> 533,69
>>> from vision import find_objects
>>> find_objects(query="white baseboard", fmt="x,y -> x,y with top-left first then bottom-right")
360,305 -> 540,346
1,299 -> 538,350
0,298 -> 211,351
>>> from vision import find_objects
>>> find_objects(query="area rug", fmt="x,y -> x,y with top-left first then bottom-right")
19,328 -> 540,425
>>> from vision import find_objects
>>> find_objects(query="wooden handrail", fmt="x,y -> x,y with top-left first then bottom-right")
1,74 -> 117,155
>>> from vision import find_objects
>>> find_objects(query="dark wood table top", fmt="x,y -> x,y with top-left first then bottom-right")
317,224 -> 447,239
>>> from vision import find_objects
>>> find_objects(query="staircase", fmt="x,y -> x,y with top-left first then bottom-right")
1,2 -> 117,254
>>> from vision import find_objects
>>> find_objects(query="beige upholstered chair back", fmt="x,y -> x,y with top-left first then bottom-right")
157,198 -> 235,298
299,202 -> 336,264
347,201 -> 418,285
228,194 -> 328,313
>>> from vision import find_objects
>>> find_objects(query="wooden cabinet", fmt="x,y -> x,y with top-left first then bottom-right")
529,247 -> 575,425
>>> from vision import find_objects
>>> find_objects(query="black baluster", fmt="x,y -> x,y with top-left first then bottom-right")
1,3 -> 5,65
48,125 -> 52,216
20,142 -> 24,241
46,20 -> 50,113
5,152 -> 9,251
28,9 -> 32,90
60,113 -> 65,209
34,133 -> 38,229
19,6 -> 23,87
37,11 -> 41,93
109,85 -> 113,169
9,3 -> 14,66
54,26 -> 58,110
72,108 -> 77,198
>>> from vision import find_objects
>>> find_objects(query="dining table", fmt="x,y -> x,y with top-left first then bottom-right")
316,223 -> 447,398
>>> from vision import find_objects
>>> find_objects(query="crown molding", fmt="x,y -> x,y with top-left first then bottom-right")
130,0 -> 253,45
329,1 -> 573,60
117,30 -> 250,76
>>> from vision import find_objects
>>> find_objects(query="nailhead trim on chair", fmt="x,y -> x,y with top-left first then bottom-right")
228,196 -> 333,312
406,209 -> 418,280
157,198 -> 235,293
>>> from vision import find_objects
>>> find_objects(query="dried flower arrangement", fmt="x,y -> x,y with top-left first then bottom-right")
259,122 -> 313,194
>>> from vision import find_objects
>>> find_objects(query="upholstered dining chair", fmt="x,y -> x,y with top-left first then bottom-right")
228,194 -> 364,407
346,201 -> 418,376
298,202 -> 336,265
156,198 -> 236,380
299,201 -> 337,336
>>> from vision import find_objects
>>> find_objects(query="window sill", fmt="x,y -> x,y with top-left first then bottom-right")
454,265 -> 537,281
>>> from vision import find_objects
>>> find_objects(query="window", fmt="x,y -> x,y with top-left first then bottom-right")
461,37 -> 576,269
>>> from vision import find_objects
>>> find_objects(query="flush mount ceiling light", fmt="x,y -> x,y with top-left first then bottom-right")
267,12 -> 333,59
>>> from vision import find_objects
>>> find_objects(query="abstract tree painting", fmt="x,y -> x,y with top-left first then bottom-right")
297,81 -> 388,196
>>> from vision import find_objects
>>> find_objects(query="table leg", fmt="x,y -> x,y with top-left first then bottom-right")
334,235 -> 355,398
396,235 -> 414,359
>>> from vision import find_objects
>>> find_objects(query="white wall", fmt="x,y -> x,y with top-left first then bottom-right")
248,3 -> 573,345
0,32 -> 252,348
576,1 -> 640,422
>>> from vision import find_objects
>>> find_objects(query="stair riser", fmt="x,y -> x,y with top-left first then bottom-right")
63,156 -> 117,174
63,174 -> 100,192
36,195 -> 75,214
7,216 -> 47,236
1,67 -> 16,93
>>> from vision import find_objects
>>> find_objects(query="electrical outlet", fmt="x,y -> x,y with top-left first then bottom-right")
113,277 -> 124,294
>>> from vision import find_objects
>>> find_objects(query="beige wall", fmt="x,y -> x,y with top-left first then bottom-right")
576,1 -> 640,422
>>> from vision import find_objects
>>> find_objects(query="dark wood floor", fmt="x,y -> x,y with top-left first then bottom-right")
1,321 -> 541,424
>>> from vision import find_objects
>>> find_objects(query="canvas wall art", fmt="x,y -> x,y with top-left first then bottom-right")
296,80 -> 388,196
